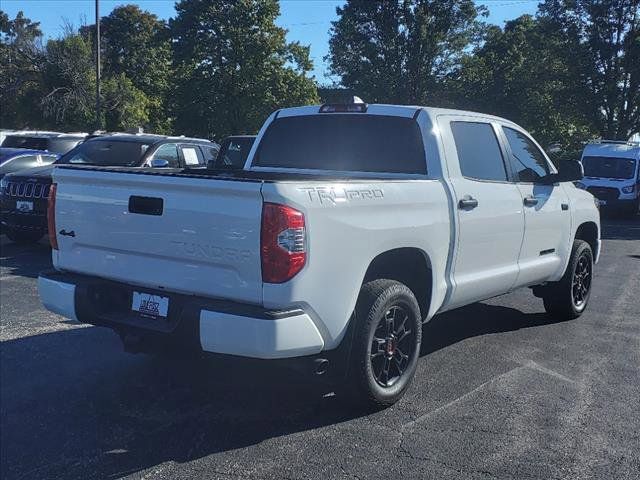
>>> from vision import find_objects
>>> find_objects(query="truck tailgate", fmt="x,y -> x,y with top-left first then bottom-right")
52,168 -> 264,305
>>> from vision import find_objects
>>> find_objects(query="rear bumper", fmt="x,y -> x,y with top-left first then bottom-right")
38,270 -> 325,360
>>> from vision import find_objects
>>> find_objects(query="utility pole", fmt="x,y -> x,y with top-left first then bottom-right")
95,0 -> 101,129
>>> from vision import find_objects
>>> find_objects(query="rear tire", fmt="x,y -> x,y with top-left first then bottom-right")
5,229 -> 43,244
347,279 -> 422,408
542,240 -> 593,320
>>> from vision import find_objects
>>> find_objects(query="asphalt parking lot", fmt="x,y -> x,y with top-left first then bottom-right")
1,215 -> 639,480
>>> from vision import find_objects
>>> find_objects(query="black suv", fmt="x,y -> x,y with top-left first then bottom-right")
0,133 -> 219,244
1,132 -> 87,155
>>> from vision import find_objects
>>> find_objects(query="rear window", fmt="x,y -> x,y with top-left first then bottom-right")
1,136 -> 48,151
47,138 -> 83,154
253,114 -> 426,174
56,139 -> 150,166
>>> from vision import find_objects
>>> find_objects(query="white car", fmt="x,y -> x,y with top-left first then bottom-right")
577,140 -> 640,215
39,102 -> 600,407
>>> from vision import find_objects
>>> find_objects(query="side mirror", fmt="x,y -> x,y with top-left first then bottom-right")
537,160 -> 583,184
557,160 -> 584,182
150,158 -> 169,168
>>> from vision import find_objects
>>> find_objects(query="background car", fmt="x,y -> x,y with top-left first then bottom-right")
577,139 -> 640,216
0,133 -> 219,244
0,132 -> 87,155
0,148 -> 59,180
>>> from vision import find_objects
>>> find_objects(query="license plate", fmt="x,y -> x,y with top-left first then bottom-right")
132,292 -> 169,318
16,201 -> 33,212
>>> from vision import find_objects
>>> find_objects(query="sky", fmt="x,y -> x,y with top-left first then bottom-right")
2,0 -> 540,84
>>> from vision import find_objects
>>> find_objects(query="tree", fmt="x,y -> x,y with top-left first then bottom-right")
454,15 -> 596,157
539,0 -> 640,139
41,26 -> 150,132
170,0 -> 319,139
0,10 -> 44,128
327,0 -> 487,105
100,5 -> 172,132
40,27 -> 96,130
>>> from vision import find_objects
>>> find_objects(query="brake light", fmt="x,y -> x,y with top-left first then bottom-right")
261,203 -> 306,283
47,183 -> 58,250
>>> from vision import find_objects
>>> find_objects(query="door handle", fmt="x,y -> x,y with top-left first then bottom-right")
458,196 -> 479,210
523,196 -> 539,207
128,196 -> 164,216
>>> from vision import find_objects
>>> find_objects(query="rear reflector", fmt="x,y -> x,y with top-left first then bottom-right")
261,203 -> 306,283
47,183 -> 58,250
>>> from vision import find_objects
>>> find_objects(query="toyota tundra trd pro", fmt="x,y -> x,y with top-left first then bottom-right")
39,102 -> 600,407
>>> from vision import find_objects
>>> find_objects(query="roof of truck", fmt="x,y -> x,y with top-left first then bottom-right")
276,104 -> 521,128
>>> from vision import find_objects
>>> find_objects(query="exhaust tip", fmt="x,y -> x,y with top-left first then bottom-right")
314,358 -> 329,375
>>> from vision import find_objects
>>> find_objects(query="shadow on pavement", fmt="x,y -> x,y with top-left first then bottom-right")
421,303 -> 556,355
600,215 -> 639,241
0,237 -> 51,278
1,300 -> 560,480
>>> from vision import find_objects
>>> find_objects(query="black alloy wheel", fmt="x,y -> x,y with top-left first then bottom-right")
572,252 -> 592,309
370,305 -> 417,388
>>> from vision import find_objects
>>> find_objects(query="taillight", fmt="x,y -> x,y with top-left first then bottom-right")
47,183 -> 58,250
261,203 -> 306,283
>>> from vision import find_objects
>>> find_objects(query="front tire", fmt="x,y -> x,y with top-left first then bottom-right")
348,279 -> 422,408
542,240 -> 593,320
5,228 -> 43,244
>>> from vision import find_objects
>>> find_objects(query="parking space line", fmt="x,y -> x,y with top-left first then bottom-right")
401,365 -> 525,431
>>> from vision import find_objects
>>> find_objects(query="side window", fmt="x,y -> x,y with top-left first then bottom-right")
151,143 -> 180,168
451,122 -> 508,182
503,127 -> 550,182
180,145 -> 204,166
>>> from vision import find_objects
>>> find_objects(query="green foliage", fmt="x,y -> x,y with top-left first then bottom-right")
327,0 -> 487,104
41,29 -> 96,130
100,5 -> 173,132
0,10 -> 44,128
538,0 -> 640,140
1,0 -> 637,152
170,0 -> 319,139
102,73 -> 150,130
454,15 -> 597,157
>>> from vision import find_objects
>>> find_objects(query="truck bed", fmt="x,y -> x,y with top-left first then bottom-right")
56,165 -> 421,183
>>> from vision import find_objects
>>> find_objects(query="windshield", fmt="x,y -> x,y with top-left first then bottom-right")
254,114 -> 426,174
582,156 -> 637,180
56,139 -> 149,166
1,135 -> 48,150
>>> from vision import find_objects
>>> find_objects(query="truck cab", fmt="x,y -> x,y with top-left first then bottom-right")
578,140 -> 640,216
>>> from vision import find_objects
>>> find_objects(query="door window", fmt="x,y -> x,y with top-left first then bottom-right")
180,145 -> 204,166
503,127 -> 550,182
151,143 -> 180,167
451,122 -> 508,181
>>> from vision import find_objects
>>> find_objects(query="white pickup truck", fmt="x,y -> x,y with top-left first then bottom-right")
39,103 -> 600,407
